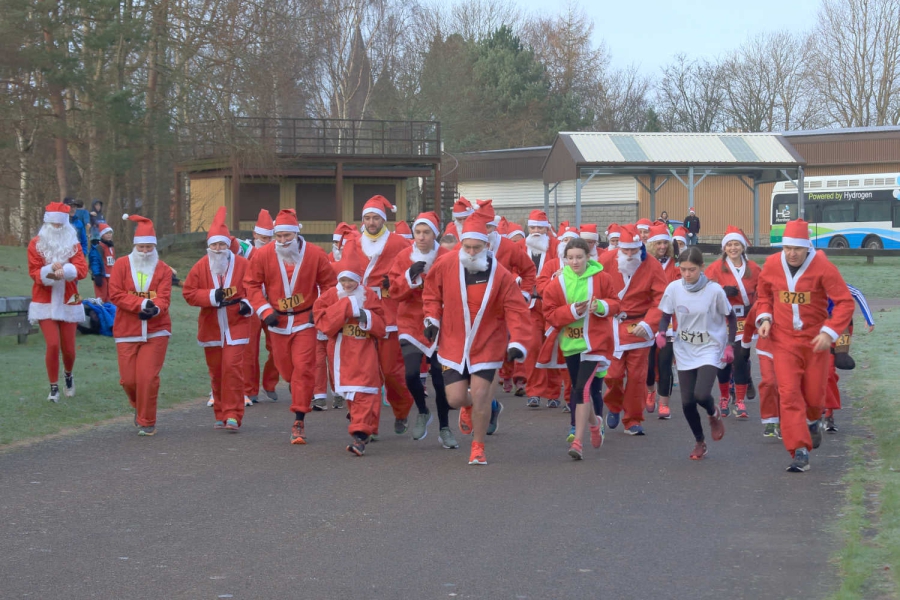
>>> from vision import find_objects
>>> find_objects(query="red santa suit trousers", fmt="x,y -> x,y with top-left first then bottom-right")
117,336 -> 168,427
757,351 -> 781,423
269,327 -> 317,414
315,337 -> 330,399
377,332 -> 414,421
206,345 -> 246,425
772,342 -> 830,454
604,347 -> 651,428
40,320 -> 77,383
244,316 -> 279,398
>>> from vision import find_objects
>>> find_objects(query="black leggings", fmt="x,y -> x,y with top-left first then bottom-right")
401,342 -> 450,428
565,354 -> 604,426
677,365 -> 719,442
717,340 -> 750,385
647,340 -> 675,397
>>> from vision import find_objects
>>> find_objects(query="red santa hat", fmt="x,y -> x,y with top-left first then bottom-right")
274,209 -> 301,234
476,199 -> 501,227
527,210 -> 551,228
98,223 -> 113,237
332,221 -> 352,243
229,236 -> 241,254
362,195 -> 397,221
672,226 -> 688,245
207,206 -> 231,246
605,223 -> 621,240
497,216 -> 510,235
254,209 -> 274,237
122,213 -> 157,245
558,226 -> 580,242
721,225 -> 748,249
636,218 -> 652,231
43,202 -> 70,226
334,232 -> 366,283
461,210 -> 491,243
558,220 -> 570,231
781,219 -> 811,248
647,223 -> 671,244
507,222 -> 525,240
395,221 -> 413,239
452,197 -> 474,219
617,224 -> 642,249
413,211 -> 441,237
689,206 -> 696,214
580,224 -> 599,241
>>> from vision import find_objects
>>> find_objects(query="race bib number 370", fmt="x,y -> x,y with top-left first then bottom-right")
779,291 -> 812,305
277,293 -> 305,312
679,330 -> 710,345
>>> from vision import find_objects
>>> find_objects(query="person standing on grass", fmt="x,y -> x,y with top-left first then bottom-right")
657,246 -> 732,460
88,223 -> 116,302
109,214 -> 172,436
28,202 -> 89,403
539,237 -> 619,460
755,219 -> 855,473
183,207 -> 253,432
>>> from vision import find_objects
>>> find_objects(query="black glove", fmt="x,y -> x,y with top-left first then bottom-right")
144,299 -> 156,311
723,285 -> 740,298
382,274 -> 390,290
834,353 -> 856,370
358,309 -> 367,326
138,311 -> 153,320
263,313 -> 279,328
139,306 -> 159,320
214,288 -> 226,305
506,347 -> 524,362
93,274 -> 105,287
424,324 -> 439,342
408,261 -> 427,280
238,302 -> 252,316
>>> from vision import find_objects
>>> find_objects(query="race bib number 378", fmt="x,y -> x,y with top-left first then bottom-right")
780,291 -> 812,305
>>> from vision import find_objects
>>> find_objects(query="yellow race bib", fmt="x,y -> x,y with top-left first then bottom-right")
277,293 -> 305,312
779,291 -> 812,305
564,326 -> 584,339
341,323 -> 370,339
129,290 -> 158,300
221,286 -> 237,300
736,319 -> 745,333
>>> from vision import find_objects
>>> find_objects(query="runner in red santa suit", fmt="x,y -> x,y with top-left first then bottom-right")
522,209 -> 562,406
644,223 -> 680,417
394,220 -> 414,242
423,211 -> 533,465
241,209 -> 280,405
183,207 -> 253,432
599,223 -> 621,261
314,233 -> 386,456
244,208 -> 337,445
740,305 -> 781,438
27,202 -> 89,402
442,197 -> 474,241
636,218 -> 652,243
109,214 -> 173,436
507,223 -> 526,245
387,211 -> 458,448
755,219 -> 855,472
352,196 -> 418,435
580,224 -> 601,261
600,224 -> 667,435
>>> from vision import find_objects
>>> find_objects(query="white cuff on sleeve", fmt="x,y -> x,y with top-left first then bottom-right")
405,269 -> 423,288
208,289 -> 218,306
62,263 -> 77,281
820,326 -> 839,342
507,341 -> 527,362
241,299 -> 252,316
593,300 -> 609,317
140,298 -> 149,311
424,317 -> 440,329
256,303 -> 272,317
755,312 -> 773,328
637,321 -> 653,340
39,265 -> 54,285
348,296 -> 361,318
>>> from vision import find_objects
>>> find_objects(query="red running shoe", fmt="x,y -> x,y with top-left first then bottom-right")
291,420 -> 307,445
468,441 -> 487,465
645,390 -> 656,413
658,398 -> 671,420
709,407 -> 725,441
690,441 -> 708,460
458,405 -> 474,436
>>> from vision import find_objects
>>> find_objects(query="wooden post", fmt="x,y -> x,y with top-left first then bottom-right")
335,161 -> 344,223
230,158 -> 241,230
173,169 -> 183,234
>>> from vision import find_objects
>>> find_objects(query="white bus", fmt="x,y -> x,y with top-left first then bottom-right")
770,173 -> 900,248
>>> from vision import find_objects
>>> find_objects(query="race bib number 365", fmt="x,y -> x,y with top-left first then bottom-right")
679,330 -> 710,345
277,293 -> 305,312
780,291 -> 812,305
342,324 -> 369,339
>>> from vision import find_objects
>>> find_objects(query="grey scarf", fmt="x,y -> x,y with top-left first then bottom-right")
683,273 -> 709,293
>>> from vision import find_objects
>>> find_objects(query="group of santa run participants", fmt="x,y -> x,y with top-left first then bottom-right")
27,195 -> 872,473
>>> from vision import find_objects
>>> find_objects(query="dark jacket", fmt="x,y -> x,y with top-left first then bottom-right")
684,214 -> 700,235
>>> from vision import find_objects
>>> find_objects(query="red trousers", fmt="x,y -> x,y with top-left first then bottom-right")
525,315 -> 562,399
757,351 -> 780,423
269,327 -> 317,414
377,332 -> 414,421
205,345 -> 246,424
604,346 -> 651,428
347,392 -> 380,437
93,279 -> 109,303
772,342 -> 830,454
116,336 -> 168,427
825,354 -> 841,410
39,320 -> 76,384
244,317 -> 279,397
314,337 -> 330,399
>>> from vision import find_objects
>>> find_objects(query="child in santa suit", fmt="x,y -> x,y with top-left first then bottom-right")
88,223 -> 115,302
27,202 -> 89,402
314,235 -> 386,456
109,214 -> 173,436
183,207 -> 253,432
740,305 -> 781,438
755,219 -> 855,473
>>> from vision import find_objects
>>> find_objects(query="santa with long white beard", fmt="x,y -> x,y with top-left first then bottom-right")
27,202 -> 89,402
520,209 -> 562,407
599,224 -> 667,436
109,214 -> 172,435
244,208 -> 337,445
442,197 -> 474,241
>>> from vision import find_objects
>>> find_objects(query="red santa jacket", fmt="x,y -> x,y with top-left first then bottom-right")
599,248 -> 667,357
740,304 -> 772,357
244,238 -> 337,335
357,230 -> 409,331
538,266 -> 621,369
313,286 -> 386,395
535,255 -> 563,299
27,238 -> 88,323
755,250 -> 854,345
659,257 -> 680,284
423,253 -> 533,373
525,236 -> 560,309
492,234 -> 537,301
388,243 -> 449,355
705,257 -> 761,340
183,252 -> 252,347
99,241 -> 115,277
442,221 -> 464,240
109,254 -> 173,343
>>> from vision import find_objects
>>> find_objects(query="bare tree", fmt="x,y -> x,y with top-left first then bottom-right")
656,54 -> 726,132
592,65 -> 652,131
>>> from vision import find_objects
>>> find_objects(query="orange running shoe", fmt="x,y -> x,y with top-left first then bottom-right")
709,407 -> 725,441
658,398 -> 671,419
568,439 -> 584,460
468,441 -> 487,465
290,420 -> 307,445
690,441 -> 708,460
589,423 -> 604,448
458,405 -> 474,436
645,390 -> 656,413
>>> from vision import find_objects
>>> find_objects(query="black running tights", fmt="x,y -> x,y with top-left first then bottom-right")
401,342 -> 450,428
565,354 -> 604,426
647,340 -> 675,396
678,365 -> 719,442
717,340 -> 750,385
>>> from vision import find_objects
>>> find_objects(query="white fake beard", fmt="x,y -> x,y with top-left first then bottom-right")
488,230 -> 502,252
254,238 -> 267,249
525,233 -> 549,254
332,245 -> 342,261
617,251 -> 641,278
557,240 -> 573,259
589,247 -> 598,260
36,223 -> 78,265
275,239 -> 301,265
336,282 -> 366,304
458,247 -> 489,274
130,248 -> 158,275
207,248 -> 231,276
410,243 -> 438,273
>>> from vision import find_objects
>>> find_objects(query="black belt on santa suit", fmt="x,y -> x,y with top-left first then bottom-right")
274,306 -> 314,323
618,312 -> 646,321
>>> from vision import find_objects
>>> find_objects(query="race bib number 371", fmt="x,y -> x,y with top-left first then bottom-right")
779,291 -> 812,305
679,330 -> 710,345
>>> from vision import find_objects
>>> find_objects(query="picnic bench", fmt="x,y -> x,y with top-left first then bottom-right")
0,296 -> 37,344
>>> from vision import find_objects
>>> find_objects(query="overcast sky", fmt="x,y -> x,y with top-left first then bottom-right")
512,0 -> 823,75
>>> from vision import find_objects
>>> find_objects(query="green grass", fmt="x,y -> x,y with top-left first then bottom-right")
0,245 -> 261,446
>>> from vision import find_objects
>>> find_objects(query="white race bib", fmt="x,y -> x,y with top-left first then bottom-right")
679,330 -> 710,345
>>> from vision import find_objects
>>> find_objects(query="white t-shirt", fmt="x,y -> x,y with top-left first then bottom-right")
659,279 -> 733,371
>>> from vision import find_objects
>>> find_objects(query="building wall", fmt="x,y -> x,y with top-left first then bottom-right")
189,177 -> 228,233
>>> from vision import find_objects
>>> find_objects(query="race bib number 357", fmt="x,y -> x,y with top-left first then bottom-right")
277,293 -> 305,312
679,330 -> 710,345
780,291 -> 812,305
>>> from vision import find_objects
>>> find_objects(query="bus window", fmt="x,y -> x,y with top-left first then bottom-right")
820,202 -> 856,223
893,203 -> 900,228
773,200 -> 796,224
857,201 -> 892,222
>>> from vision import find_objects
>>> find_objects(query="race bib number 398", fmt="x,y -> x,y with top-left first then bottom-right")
779,291 -> 812,305
277,293 -> 305,312
679,330 -> 710,345
564,326 -> 583,339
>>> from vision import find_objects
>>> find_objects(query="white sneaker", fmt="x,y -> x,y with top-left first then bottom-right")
244,395 -> 253,407
207,392 -> 214,407
64,373 -> 75,397
47,385 -> 60,403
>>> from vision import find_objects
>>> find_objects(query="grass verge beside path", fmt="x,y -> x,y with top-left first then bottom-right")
0,245 -> 255,446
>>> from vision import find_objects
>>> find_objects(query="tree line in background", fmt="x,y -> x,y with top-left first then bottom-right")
1,0 -> 899,244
